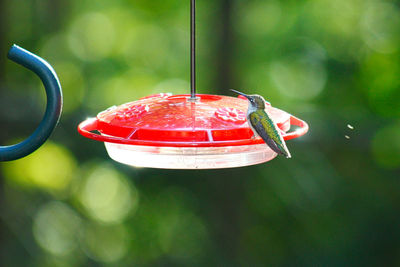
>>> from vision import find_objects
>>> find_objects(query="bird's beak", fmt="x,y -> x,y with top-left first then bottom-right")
230,89 -> 250,99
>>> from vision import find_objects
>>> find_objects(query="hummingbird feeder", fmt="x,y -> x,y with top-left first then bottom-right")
78,0 -> 309,169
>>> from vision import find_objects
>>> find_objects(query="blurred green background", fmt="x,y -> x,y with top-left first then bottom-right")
1,0 -> 400,266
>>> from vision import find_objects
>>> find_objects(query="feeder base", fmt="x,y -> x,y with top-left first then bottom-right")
104,143 -> 277,169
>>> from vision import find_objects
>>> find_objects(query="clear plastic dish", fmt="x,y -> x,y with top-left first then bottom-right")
104,142 -> 277,169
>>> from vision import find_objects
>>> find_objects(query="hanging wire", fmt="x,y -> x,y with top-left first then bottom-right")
190,0 -> 196,99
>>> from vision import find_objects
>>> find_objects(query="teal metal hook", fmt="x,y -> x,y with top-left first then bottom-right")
0,45 -> 63,161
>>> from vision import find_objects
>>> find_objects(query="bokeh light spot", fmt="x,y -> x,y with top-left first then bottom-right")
235,0 -> 282,36
68,12 -> 115,61
78,164 -> 138,224
269,57 -> 327,100
81,224 -> 128,263
3,141 -> 77,194
304,0 -> 363,61
33,201 -> 81,256
361,1 -> 400,54
88,71 -> 158,109
40,34 -> 74,62
308,0 -> 361,36
120,24 -> 169,68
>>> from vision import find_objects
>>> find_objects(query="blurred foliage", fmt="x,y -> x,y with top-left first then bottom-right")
1,0 -> 400,266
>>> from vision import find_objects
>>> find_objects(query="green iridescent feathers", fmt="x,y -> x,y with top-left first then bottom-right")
230,89 -> 291,158
249,110 -> 291,158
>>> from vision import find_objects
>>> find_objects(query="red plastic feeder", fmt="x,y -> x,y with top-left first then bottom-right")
78,94 -> 308,169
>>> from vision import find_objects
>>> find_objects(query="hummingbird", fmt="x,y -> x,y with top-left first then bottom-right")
230,89 -> 291,158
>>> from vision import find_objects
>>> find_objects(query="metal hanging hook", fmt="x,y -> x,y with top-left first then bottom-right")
0,45 -> 63,161
190,0 -> 197,100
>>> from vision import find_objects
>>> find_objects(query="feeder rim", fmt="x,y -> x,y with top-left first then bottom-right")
77,115 -> 308,148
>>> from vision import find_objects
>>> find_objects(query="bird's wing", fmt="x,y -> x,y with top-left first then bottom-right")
249,111 -> 284,156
